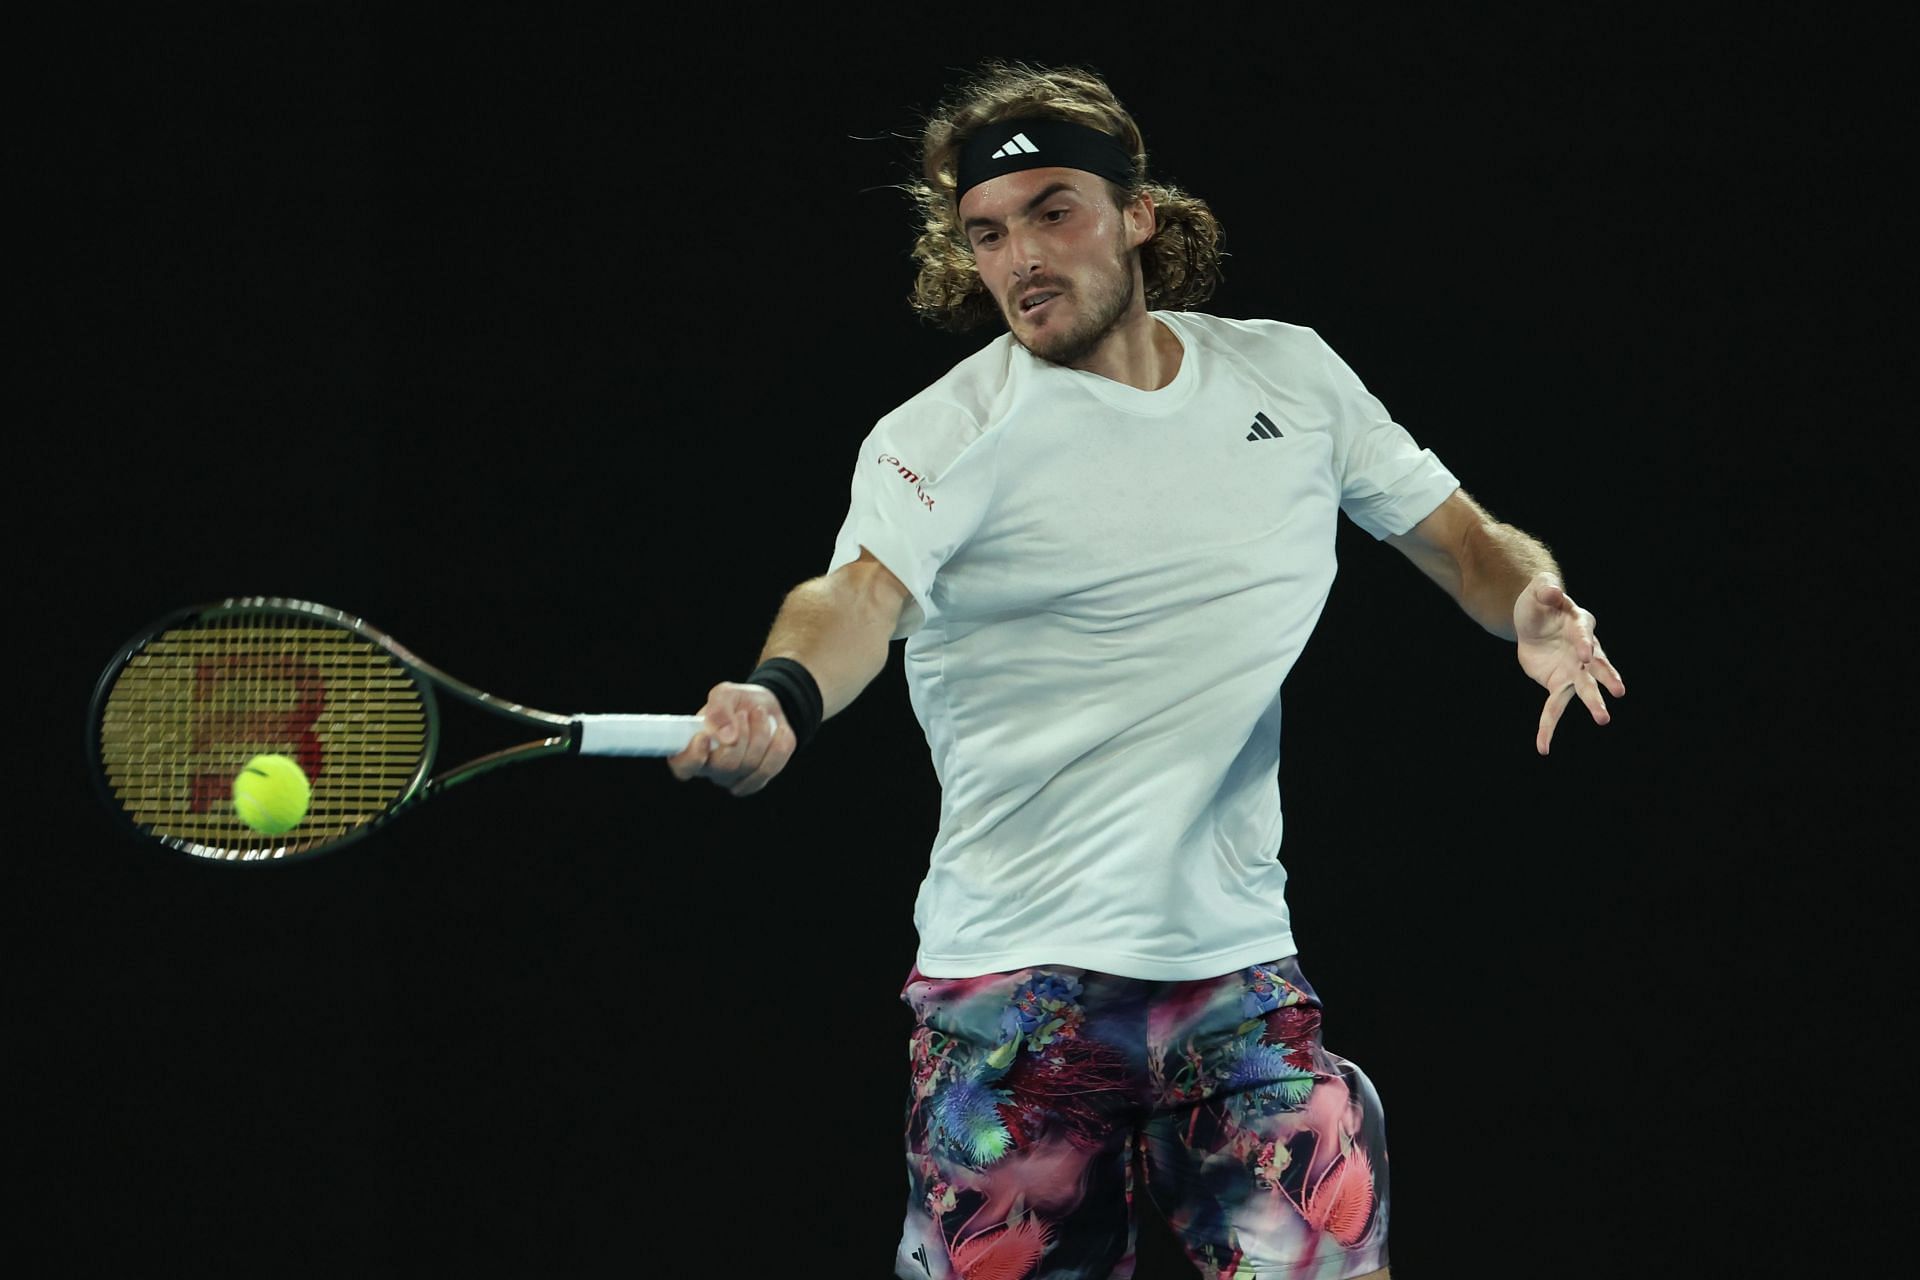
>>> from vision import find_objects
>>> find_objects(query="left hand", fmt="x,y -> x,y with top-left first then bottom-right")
1514,573 -> 1626,755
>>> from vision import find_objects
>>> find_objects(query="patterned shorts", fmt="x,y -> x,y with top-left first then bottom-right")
895,957 -> 1387,1280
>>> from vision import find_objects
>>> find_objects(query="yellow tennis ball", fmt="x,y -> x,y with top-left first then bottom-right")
232,753 -> 311,835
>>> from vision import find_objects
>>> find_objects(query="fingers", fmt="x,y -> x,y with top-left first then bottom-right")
666,722 -> 716,781
1537,654 -> 1623,754
1573,664 -> 1612,727
669,682 -> 794,796
1536,681 -> 1577,755
1588,647 -> 1627,698
730,711 -> 797,797
1559,631 -> 1625,736
704,696 -> 769,775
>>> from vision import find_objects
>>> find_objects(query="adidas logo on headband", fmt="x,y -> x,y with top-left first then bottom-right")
955,119 -> 1135,200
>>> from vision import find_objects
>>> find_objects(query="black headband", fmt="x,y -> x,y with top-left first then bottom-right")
954,117 -> 1137,203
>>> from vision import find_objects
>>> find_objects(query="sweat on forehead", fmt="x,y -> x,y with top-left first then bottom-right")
954,117 -> 1137,203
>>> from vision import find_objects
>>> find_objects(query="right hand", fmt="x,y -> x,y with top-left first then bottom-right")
666,681 -> 796,796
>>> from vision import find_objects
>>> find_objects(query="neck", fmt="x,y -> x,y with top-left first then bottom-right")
1068,304 -> 1182,391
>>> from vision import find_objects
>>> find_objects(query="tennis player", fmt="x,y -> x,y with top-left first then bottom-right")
669,62 -> 1623,1280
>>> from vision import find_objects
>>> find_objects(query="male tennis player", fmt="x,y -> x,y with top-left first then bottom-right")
668,62 -> 1623,1280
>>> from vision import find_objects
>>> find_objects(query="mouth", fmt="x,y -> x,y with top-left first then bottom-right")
1018,290 -> 1061,318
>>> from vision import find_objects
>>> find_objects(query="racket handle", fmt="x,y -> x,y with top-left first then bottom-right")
573,714 -> 706,757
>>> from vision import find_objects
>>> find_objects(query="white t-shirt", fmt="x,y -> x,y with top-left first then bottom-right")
828,311 -> 1459,980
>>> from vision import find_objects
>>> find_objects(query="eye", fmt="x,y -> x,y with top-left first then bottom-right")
1044,208 -> 1067,221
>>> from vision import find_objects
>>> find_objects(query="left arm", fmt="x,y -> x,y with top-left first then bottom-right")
1386,488 -> 1626,754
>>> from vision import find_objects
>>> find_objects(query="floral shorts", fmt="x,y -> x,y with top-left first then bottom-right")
895,957 -> 1387,1280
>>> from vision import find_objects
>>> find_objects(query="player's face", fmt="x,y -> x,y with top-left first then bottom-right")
959,167 -> 1152,368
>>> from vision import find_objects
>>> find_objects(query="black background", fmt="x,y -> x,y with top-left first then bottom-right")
21,7 -> 1900,1276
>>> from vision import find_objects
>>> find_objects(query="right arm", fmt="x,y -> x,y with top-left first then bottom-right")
667,549 -> 911,795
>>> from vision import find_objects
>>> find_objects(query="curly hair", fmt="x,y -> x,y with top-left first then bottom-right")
907,61 -> 1224,332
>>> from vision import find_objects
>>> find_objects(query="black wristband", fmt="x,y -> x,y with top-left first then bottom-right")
745,657 -> 823,751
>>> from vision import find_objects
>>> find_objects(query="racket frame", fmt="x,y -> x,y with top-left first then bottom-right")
88,596 -> 605,863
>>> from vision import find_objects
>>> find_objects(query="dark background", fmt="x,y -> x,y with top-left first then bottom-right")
21,7 -> 1899,1276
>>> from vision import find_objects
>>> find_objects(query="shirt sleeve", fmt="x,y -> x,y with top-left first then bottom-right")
826,400 -> 997,639
1314,331 -> 1462,539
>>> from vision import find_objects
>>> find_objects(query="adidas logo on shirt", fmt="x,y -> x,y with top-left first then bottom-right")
990,132 -> 1040,159
1245,411 -> 1284,441
911,1244 -> 932,1275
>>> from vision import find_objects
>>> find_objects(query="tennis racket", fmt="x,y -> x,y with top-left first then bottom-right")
89,597 -> 704,863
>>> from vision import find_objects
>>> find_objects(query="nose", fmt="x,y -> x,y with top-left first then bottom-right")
1004,225 -> 1044,282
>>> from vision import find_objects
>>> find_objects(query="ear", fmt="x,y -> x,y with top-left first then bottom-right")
1125,191 -> 1157,249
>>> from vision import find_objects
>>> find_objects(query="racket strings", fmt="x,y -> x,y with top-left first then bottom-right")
98,610 -> 429,858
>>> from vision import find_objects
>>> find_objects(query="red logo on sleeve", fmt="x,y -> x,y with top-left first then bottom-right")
877,454 -> 936,510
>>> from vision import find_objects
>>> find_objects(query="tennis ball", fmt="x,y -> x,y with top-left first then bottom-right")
232,753 -> 311,835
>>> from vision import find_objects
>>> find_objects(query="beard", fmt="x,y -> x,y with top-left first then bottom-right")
1006,249 -> 1138,368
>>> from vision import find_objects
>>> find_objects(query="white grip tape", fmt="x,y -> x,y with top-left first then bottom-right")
573,714 -> 705,757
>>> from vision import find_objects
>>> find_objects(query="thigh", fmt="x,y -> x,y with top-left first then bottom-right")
894,966 -> 1144,1280
1141,957 -> 1390,1280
